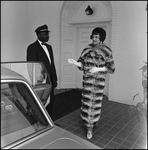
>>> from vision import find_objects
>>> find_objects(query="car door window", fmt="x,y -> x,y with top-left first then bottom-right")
1,62 -> 52,106
1,82 -> 50,148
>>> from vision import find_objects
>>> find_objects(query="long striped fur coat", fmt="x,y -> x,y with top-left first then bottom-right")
77,43 -> 115,128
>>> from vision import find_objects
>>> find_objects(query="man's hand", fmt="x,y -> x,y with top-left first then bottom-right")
53,81 -> 58,88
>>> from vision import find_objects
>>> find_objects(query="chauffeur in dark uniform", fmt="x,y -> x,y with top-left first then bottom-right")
26,24 -> 58,120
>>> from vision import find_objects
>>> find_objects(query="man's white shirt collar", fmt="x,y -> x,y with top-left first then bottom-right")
38,40 -> 51,63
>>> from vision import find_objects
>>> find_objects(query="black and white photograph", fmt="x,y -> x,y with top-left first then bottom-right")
1,1 -> 147,149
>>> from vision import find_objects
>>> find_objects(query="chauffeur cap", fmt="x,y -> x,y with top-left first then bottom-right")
35,24 -> 50,33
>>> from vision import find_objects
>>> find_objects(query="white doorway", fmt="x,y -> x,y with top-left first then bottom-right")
58,1 -> 116,99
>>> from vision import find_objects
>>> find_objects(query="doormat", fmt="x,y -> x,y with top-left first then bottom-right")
52,89 -> 82,121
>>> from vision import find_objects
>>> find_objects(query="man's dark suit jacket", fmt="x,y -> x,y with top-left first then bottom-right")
27,40 -> 57,119
26,40 -> 57,87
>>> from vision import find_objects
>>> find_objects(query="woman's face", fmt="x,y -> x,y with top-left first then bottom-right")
91,34 -> 101,45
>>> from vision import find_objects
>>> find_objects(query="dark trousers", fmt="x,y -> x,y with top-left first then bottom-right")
46,88 -> 54,120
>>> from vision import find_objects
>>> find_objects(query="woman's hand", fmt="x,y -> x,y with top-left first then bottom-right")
89,66 -> 107,73
68,58 -> 76,64
68,58 -> 81,67
89,67 -> 99,73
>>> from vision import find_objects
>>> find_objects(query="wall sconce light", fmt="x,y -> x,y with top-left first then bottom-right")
85,5 -> 93,15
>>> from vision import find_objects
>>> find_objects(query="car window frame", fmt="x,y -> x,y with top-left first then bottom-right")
1,61 -> 52,106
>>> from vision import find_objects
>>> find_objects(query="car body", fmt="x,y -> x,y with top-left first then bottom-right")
1,62 -> 100,149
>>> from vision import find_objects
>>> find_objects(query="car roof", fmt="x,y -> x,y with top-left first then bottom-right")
1,66 -> 26,81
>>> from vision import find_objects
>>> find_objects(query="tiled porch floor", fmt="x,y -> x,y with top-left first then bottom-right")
55,99 -> 147,149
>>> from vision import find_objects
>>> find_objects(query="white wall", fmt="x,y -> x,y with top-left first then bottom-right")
1,1 -> 147,105
110,1 -> 147,105
1,1 -> 29,61
1,1 -> 62,80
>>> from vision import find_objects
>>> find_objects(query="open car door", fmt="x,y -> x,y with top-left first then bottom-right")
1,61 -> 52,107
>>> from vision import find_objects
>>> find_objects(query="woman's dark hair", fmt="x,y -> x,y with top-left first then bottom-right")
90,27 -> 106,42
